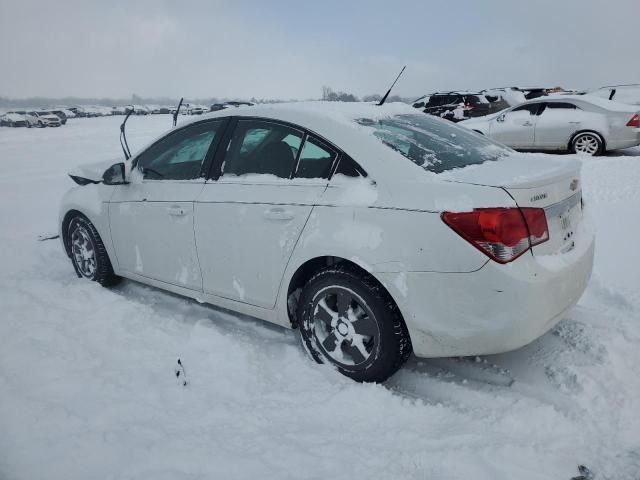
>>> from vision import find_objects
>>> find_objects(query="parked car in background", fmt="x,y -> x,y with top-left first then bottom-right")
37,110 -> 68,125
28,111 -> 62,127
209,101 -> 255,112
0,113 -> 31,127
482,87 -> 527,107
6,111 -> 39,127
460,95 -> 640,155
412,92 -> 508,122
60,102 -> 593,382
588,84 -> 640,106
186,104 -> 208,115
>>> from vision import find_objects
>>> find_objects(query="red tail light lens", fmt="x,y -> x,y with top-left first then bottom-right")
627,113 -> 640,128
442,208 -> 549,264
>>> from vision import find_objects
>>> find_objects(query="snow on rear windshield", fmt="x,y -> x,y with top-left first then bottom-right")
356,114 -> 511,174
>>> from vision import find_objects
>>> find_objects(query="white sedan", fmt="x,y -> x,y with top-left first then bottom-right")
460,95 -> 640,155
59,102 -> 594,382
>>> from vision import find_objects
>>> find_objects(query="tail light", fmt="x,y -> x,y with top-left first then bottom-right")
442,208 -> 549,264
627,113 -> 640,128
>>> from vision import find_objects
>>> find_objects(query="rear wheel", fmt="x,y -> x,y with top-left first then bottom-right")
297,265 -> 412,382
68,216 -> 120,287
571,132 -> 603,156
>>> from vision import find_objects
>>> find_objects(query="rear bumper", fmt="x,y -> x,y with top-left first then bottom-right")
379,233 -> 595,358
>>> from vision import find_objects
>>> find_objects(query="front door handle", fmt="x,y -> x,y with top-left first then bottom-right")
167,206 -> 186,216
523,121 -> 533,126
264,207 -> 294,221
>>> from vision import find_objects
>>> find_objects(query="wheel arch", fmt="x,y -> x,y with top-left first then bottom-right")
568,129 -> 606,153
284,255 -> 405,329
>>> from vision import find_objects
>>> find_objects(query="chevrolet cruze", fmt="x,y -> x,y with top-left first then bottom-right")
59,102 -> 594,382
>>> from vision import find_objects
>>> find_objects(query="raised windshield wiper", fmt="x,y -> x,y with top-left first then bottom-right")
119,107 -> 134,160
172,97 -> 184,127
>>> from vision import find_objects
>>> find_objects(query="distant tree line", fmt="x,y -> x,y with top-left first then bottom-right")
0,90 -> 413,109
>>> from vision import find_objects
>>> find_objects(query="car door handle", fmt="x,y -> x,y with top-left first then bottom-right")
523,121 -> 533,126
568,121 -> 581,124
264,207 -> 294,221
167,206 -> 186,216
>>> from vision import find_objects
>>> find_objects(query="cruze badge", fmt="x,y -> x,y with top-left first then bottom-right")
530,193 -> 547,202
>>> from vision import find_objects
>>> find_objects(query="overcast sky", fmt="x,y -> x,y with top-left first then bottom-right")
1,0 -> 639,100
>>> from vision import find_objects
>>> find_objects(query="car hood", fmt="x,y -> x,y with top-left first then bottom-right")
68,158 -> 120,185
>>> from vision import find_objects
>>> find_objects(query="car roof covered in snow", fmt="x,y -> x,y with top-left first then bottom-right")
141,102 -> 429,182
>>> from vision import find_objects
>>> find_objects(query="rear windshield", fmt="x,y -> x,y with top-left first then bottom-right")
356,114 -> 511,174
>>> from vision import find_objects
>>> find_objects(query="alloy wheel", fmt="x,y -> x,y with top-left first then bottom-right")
311,286 -> 380,367
573,134 -> 600,155
71,225 -> 97,278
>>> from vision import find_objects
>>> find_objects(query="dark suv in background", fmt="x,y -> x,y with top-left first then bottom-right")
412,92 -> 508,122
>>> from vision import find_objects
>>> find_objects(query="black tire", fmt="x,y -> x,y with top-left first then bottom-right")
571,131 -> 604,156
297,265 -> 412,382
68,215 -> 120,287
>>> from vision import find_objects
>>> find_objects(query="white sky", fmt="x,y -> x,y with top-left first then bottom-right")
1,0 -> 639,99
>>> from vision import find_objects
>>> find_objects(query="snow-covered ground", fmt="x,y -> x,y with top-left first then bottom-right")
1,116 -> 639,480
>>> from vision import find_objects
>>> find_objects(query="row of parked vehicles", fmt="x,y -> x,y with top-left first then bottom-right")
0,109 -> 73,128
412,84 -> 640,155
0,101 -> 258,128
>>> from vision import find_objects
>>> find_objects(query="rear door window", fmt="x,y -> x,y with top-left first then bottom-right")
222,120 -> 303,178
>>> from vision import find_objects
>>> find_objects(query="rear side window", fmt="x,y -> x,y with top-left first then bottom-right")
513,103 -> 542,115
545,102 -> 578,110
356,114 -> 510,174
223,120 -> 303,178
294,136 -> 337,179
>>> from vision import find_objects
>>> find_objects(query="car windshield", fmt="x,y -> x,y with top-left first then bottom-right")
356,114 -> 511,174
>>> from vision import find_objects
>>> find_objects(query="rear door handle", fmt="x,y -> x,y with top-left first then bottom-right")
523,121 -> 533,126
167,206 -> 186,216
264,207 -> 294,221
568,121 -> 581,124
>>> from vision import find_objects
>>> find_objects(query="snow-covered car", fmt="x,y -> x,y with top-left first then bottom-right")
37,110 -> 68,125
59,102 -> 594,382
0,112 -> 32,127
6,111 -> 39,127
209,101 -> 255,112
481,87 -> 528,107
28,111 -> 62,127
412,92 -> 508,122
460,95 -> 640,155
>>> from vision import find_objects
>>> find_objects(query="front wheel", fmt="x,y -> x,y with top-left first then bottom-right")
68,216 -> 120,287
571,132 -> 604,156
297,265 -> 412,382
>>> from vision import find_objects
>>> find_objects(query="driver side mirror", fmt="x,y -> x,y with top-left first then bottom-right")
103,162 -> 129,185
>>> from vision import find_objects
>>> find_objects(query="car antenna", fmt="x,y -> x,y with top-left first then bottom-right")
119,107 -> 134,160
378,65 -> 406,106
172,97 -> 184,127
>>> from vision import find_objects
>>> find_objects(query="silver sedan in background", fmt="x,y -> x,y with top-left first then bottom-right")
460,95 -> 640,155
